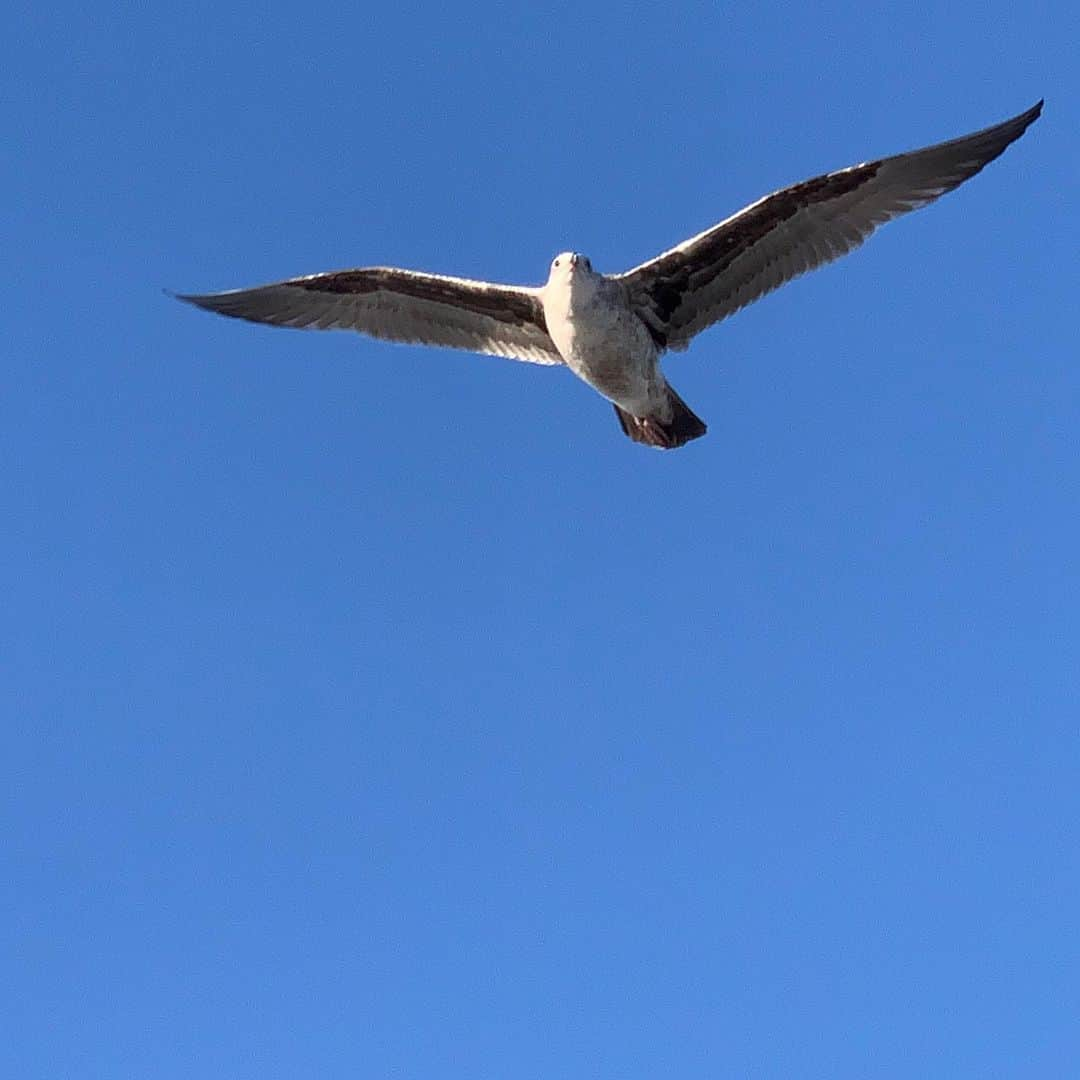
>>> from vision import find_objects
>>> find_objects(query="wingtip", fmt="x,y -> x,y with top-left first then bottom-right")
986,99 -> 1043,147
1013,99 -> 1044,141
1014,99 -> 1044,129
169,289 -> 214,310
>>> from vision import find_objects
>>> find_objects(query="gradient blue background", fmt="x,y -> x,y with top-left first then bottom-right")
5,3 -> 1078,1077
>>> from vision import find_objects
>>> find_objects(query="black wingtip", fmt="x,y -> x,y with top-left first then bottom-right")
1010,99 -> 1044,142
169,290 -> 220,313
1013,99 -> 1044,132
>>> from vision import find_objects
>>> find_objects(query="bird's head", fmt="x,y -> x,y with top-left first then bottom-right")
548,251 -> 593,283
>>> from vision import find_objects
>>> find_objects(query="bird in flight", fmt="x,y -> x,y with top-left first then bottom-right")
177,101 -> 1041,450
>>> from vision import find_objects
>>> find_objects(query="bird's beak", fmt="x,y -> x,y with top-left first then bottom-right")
569,253 -> 579,269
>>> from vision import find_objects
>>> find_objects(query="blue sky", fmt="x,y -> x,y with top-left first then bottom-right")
4,3 -> 1079,1077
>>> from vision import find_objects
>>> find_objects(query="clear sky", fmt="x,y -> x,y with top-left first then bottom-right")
4,3 -> 1079,1077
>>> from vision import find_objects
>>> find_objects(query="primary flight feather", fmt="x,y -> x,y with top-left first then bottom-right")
177,100 -> 1042,450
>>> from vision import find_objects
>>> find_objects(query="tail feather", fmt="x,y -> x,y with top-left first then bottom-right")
613,386 -> 707,450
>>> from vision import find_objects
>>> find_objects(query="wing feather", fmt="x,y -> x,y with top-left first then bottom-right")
176,266 -> 563,365
618,101 -> 1042,351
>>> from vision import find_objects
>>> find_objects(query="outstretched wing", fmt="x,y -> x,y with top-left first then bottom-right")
176,266 -> 563,365
618,101 -> 1042,351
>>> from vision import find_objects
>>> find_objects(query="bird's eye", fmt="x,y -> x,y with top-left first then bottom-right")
554,259 -> 561,267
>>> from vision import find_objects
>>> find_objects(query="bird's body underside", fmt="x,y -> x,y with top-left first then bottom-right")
176,100 -> 1042,450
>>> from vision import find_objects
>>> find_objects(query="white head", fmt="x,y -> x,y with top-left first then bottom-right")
547,251 -> 593,285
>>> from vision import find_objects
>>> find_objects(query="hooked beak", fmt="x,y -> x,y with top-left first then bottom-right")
568,253 -> 579,269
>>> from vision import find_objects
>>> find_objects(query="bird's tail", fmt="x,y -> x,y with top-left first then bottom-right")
612,385 -> 707,450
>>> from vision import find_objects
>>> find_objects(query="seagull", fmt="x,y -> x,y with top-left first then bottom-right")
176,101 -> 1041,450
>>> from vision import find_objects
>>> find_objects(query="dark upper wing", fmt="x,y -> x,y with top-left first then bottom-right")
617,101 -> 1042,351
175,266 -> 563,365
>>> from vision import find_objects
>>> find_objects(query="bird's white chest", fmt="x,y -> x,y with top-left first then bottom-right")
542,276 -> 656,403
